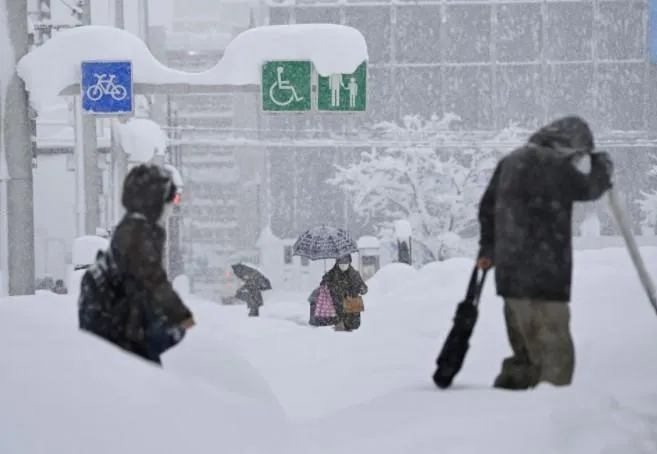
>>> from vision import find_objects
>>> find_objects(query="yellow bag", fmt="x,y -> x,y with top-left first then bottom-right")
343,295 -> 365,314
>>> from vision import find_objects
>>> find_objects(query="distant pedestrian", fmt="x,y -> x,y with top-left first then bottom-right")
321,254 -> 367,332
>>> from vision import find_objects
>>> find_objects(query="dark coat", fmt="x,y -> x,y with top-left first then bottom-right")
78,214 -> 192,364
321,265 -> 368,330
478,116 -> 612,302
236,283 -> 264,309
78,164 -> 192,364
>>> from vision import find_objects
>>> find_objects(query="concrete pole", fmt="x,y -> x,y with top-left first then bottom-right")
110,0 -> 128,226
80,0 -> 100,235
3,0 -> 36,295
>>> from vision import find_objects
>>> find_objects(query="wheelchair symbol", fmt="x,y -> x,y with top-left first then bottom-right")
268,66 -> 304,107
86,73 -> 128,102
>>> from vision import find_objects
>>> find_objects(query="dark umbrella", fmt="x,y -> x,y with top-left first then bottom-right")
292,225 -> 358,261
231,263 -> 272,291
432,266 -> 488,389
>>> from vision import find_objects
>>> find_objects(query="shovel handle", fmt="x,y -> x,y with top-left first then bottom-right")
608,188 -> 657,316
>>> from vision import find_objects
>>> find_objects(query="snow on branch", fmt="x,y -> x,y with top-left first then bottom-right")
328,114 -> 529,262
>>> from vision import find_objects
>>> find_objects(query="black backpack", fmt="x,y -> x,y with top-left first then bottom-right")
78,249 -> 136,346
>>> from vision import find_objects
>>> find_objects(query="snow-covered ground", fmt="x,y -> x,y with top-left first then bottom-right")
2,247 -> 657,453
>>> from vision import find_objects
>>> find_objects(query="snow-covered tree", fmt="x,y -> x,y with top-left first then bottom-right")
328,114 -> 528,262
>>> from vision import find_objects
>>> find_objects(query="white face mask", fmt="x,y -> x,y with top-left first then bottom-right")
338,264 -> 349,272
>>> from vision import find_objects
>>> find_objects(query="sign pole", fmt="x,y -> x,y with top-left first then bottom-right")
73,96 -> 86,236
80,0 -> 100,235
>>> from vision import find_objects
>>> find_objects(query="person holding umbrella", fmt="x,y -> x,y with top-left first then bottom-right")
292,225 -> 365,330
231,263 -> 272,317
320,254 -> 368,332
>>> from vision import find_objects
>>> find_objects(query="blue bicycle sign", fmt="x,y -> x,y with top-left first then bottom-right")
81,60 -> 133,115
86,73 -> 128,101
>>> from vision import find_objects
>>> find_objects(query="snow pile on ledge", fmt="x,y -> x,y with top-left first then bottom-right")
17,24 -> 369,114
117,118 -> 167,163
72,235 -> 108,266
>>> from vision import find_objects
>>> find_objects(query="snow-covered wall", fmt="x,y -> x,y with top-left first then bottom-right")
0,0 -> 14,295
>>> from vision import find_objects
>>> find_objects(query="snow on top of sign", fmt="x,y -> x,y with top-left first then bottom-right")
16,25 -> 204,113
17,24 -> 368,114
213,24 -> 368,82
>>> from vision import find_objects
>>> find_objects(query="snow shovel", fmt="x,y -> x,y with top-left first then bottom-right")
433,266 -> 488,389
607,187 -> 657,316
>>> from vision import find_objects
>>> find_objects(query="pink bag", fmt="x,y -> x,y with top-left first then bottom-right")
314,285 -> 337,318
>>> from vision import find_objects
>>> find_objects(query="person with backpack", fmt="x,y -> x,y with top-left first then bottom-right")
476,116 -> 613,390
78,164 -> 195,365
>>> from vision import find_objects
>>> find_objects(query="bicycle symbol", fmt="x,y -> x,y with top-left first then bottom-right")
269,66 -> 304,107
86,73 -> 128,102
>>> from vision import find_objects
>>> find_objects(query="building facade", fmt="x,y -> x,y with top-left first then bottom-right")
259,0 -> 657,238
264,0 -> 653,132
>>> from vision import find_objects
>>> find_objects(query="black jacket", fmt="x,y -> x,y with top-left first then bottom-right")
321,265 -> 368,317
478,116 -> 612,302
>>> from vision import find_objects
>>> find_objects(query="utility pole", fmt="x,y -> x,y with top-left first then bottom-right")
78,0 -> 100,235
110,0 -> 128,227
3,0 -> 36,295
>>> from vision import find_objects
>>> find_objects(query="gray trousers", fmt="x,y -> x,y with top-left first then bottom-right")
494,298 -> 575,389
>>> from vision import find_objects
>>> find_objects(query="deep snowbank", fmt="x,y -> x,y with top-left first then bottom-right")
3,246 -> 657,453
0,295 -> 288,454
209,247 -> 657,452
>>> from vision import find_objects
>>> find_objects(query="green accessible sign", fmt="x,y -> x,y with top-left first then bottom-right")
260,60 -> 367,113
317,62 -> 367,112
261,60 -> 312,112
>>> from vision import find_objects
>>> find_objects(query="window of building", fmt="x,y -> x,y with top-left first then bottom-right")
443,65 -> 493,129
495,64 -> 543,129
545,63 -> 594,121
597,63 -> 645,130
367,68 -> 395,123
596,1 -> 644,61
295,148 -> 345,230
496,3 -> 541,63
546,2 -> 593,62
344,6 -> 391,63
397,66 -> 442,119
268,7 -> 291,25
444,4 -> 492,64
395,6 -> 441,64
270,148 -> 296,238
295,7 -> 340,24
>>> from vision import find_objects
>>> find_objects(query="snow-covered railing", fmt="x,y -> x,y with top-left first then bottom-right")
16,24 -> 369,114
167,136 -> 657,149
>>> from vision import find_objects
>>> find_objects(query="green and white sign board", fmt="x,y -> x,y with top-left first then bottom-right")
261,60 -> 312,112
317,62 -> 367,112
261,60 -> 367,113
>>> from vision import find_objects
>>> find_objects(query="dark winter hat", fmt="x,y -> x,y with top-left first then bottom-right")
337,254 -> 352,265
528,116 -> 595,153
122,164 -> 177,222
